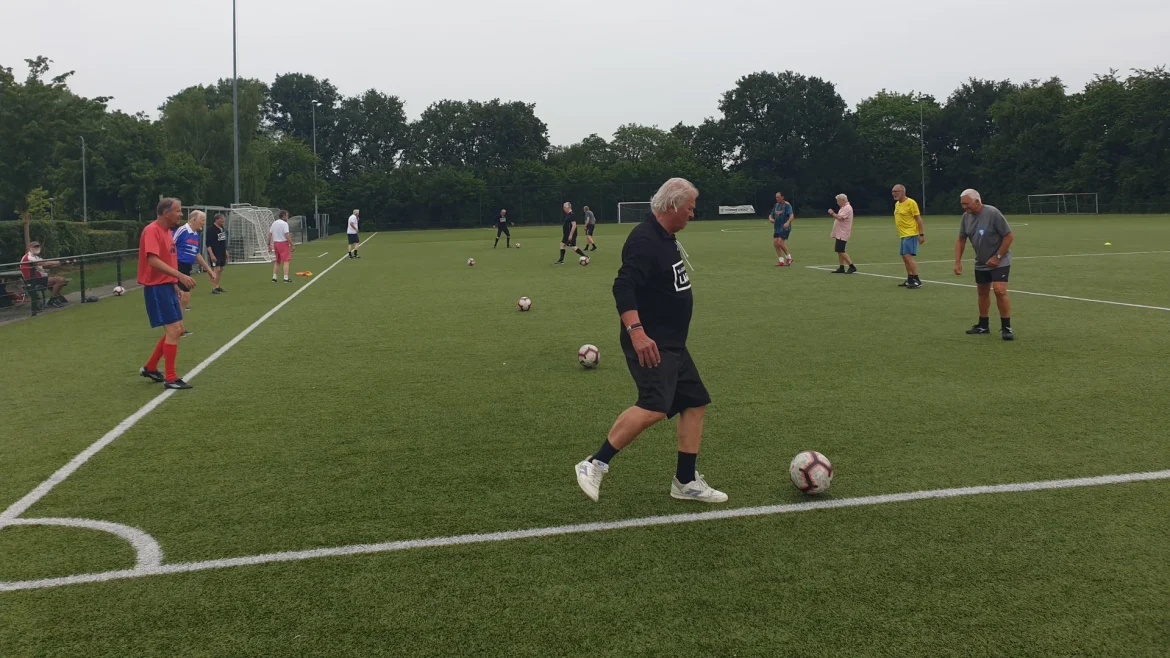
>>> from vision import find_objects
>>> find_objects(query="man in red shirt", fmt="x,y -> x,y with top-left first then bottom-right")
138,198 -> 197,389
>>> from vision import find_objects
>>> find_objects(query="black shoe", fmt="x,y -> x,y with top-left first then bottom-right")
164,378 -> 193,390
1002,327 -> 1015,341
140,367 -> 165,383
354,254 -> 360,258
48,300 -> 66,308
272,278 -> 277,282
898,279 -> 909,287
212,288 -> 222,295
284,278 -> 292,283
906,280 -> 923,289
182,329 -> 193,337
830,267 -> 846,274
847,265 -> 857,274
966,325 -> 991,335
554,261 -> 564,265
215,287 -> 226,293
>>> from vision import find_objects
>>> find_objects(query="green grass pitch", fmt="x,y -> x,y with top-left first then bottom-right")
2,215 -> 1169,656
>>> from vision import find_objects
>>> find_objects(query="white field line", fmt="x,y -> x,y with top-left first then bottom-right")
6,518 -> 162,569
1,469 -> 1168,593
720,223 -> 1030,236
316,252 -> 329,258
813,249 -> 1170,269
0,234 -> 378,526
806,265 -> 1170,312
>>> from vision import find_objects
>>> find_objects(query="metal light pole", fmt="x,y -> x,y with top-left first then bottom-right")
232,0 -> 240,204
80,135 -> 88,222
49,197 -> 55,222
919,98 -> 927,214
312,100 -> 319,230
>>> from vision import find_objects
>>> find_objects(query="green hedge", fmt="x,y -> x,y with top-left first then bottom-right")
86,220 -> 146,249
0,221 -> 132,264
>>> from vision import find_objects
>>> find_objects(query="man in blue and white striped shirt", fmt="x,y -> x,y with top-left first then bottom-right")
173,211 -> 216,332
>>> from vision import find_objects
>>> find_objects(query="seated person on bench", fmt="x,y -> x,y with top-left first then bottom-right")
21,241 -> 70,308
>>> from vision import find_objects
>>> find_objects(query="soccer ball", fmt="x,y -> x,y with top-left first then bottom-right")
578,344 -> 600,369
467,258 -> 475,267
517,296 -> 532,311
789,451 -> 833,494
112,286 -> 125,296
515,243 -> 521,249
579,256 -> 590,266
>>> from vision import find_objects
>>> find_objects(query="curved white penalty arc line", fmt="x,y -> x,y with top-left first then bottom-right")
1,469 -> 1168,593
3,518 -> 163,569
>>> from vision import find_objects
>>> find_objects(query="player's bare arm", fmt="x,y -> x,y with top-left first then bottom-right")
195,253 -> 215,281
916,215 -> 926,244
620,309 -> 659,368
954,237 -> 966,275
986,232 -> 1014,269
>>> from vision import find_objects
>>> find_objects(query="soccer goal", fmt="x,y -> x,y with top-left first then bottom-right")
227,205 -> 278,264
617,202 -> 652,224
1027,193 -> 1098,215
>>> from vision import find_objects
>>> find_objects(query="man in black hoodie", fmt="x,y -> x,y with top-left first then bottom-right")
574,178 -> 727,504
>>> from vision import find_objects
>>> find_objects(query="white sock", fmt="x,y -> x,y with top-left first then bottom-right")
786,254 -> 793,261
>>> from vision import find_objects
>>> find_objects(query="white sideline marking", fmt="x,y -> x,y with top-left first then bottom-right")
806,265 -> 1170,312
1,469 -> 1167,593
818,250 -> 1170,268
316,252 -> 329,258
0,234 -> 379,527
6,518 -> 162,569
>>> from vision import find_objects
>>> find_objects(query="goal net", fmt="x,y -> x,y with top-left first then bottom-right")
227,205 -> 278,264
617,202 -> 652,224
1027,193 -> 1098,215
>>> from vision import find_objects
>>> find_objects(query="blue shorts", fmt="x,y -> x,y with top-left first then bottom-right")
143,284 -> 183,328
900,236 -> 919,256
774,230 -> 791,240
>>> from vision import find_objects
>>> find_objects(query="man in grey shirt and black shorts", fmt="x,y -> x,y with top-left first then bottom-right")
583,206 -> 597,251
955,189 -> 1015,341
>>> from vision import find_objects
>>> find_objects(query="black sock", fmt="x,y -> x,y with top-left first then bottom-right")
559,249 -> 565,261
1001,317 -> 1011,330
506,238 -> 510,247
676,452 -> 698,484
979,316 -> 990,328
592,439 -> 620,465
575,248 -> 586,257
912,275 -> 921,282
494,239 -> 499,247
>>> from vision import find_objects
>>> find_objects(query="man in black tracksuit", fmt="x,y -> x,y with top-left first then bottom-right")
574,178 -> 728,504
494,209 -> 511,248
555,202 -> 588,264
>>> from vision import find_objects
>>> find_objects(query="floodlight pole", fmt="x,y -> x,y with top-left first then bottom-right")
80,135 -> 88,222
232,0 -> 240,204
312,100 -> 319,229
919,99 -> 926,214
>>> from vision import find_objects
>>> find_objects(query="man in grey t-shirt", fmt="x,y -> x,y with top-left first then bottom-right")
954,189 -> 1015,340
583,205 -> 598,251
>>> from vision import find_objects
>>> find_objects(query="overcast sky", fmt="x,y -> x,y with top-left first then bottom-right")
4,0 -> 1168,145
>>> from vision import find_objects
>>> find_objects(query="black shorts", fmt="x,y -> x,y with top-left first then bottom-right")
210,249 -> 226,267
497,224 -> 511,237
624,347 -> 711,419
586,224 -> 595,236
177,262 -> 193,292
562,231 -> 577,247
347,233 -> 360,244
834,239 -> 848,253
974,266 -> 1010,284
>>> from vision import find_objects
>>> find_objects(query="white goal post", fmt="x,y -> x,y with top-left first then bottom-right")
1027,193 -> 1098,215
617,202 -> 652,224
227,204 -> 279,264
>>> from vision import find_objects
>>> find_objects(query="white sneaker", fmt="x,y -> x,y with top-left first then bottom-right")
575,458 -> 609,502
671,473 -> 728,503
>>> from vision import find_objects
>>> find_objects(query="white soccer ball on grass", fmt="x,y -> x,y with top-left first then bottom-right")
578,344 -> 599,369
789,450 -> 833,494
112,286 -> 125,296
517,296 -> 532,311
579,256 -> 590,266
467,258 -> 475,267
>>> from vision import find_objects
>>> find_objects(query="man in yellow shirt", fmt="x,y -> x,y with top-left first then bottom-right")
892,184 -> 925,288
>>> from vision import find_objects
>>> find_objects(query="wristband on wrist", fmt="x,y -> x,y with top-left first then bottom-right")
626,323 -> 643,334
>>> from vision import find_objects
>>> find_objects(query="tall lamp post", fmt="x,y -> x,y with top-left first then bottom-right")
311,99 -> 320,233
80,135 -> 88,222
232,0 -> 240,204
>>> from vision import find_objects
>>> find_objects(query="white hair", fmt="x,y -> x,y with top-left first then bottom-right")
835,194 -> 849,202
189,210 -> 206,222
563,202 -> 572,210
960,189 -> 981,202
353,209 -> 360,214
650,177 -> 699,214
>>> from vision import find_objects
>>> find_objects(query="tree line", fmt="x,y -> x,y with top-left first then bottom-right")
2,56 -> 1168,232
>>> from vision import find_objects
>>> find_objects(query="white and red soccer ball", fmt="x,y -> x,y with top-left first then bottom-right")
467,258 -> 475,267
789,450 -> 833,494
578,344 -> 599,369
112,285 -> 126,296
517,296 -> 532,312
514,243 -> 521,249
579,256 -> 590,266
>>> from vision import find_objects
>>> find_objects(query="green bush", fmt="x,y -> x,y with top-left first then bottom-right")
85,230 -> 129,254
0,221 -> 132,264
86,220 -> 146,249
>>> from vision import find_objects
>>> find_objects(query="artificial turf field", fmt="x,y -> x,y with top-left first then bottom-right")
2,214 -> 1169,657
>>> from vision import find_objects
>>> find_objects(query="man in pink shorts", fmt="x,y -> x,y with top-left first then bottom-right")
269,210 -> 295,283
828,193 -> 857,274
